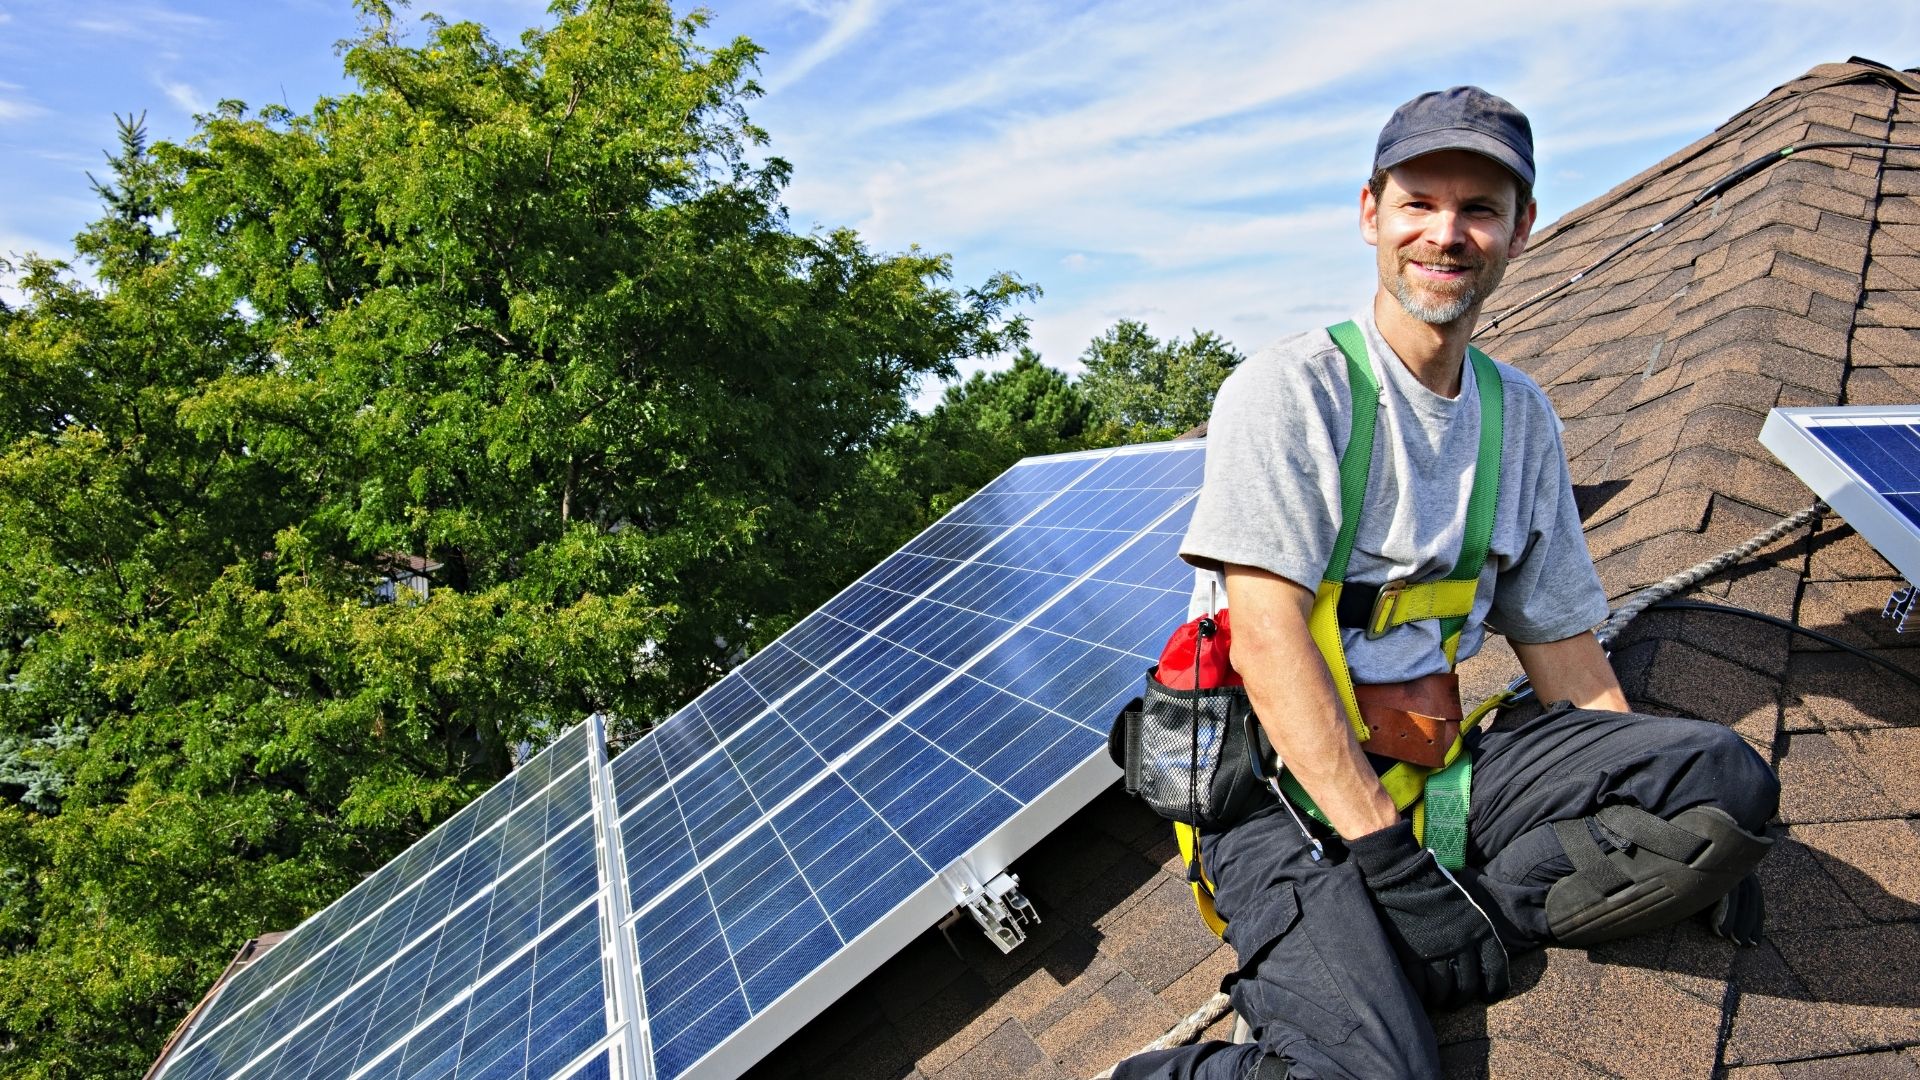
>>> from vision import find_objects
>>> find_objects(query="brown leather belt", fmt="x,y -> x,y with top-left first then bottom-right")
1356,672 -> 1461,769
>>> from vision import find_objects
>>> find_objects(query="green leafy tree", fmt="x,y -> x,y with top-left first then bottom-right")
843,349 -> 1088,553
1077,319 -> 1244,440
0,3 -> 1030,1075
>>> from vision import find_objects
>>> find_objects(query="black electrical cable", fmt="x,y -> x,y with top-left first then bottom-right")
1646,598 -> 1920,691
1477,139 -> 1920,338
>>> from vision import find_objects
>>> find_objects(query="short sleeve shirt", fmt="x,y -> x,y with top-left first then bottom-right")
1179,311 -> 1608,683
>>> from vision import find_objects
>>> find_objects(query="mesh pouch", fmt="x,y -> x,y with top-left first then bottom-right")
1110,667 -> 1268,828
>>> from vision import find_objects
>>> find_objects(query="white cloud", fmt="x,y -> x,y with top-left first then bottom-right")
0,96 -> 45,122
159,78 -> 210,117
756,0 -> 1920,398
71,3 -> 213,38
765,0 -> 891,93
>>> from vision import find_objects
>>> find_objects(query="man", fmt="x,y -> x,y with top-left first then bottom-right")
1113,87 -> 1779,1080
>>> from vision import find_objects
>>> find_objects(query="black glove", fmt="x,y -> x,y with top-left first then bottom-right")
1347,820 -> 1510,1010
1701,872 -> 1764,946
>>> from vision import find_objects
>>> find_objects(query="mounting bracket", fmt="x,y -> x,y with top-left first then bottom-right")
939,861 -> 1039,954
1884,585 -> 1918,633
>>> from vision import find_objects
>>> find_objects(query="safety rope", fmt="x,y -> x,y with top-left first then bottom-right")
1086,992 -> 1235,1080
1594,501 -> 1825,650
1091,500 -> 1825,1077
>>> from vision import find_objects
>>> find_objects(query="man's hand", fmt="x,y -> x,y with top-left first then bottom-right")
1224,566 -> 1399,839
1348,820 -> 1510,1010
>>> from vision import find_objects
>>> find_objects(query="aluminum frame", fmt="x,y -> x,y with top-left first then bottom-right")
1761,404 -> 1920,585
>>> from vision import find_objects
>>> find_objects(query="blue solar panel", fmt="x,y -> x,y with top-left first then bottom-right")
608,442 -> 1205,1080
155,728 -> 610,1080
158,440 -> 1208,1080
1764,408 -> 1920,584
1808,422 -> 1920,527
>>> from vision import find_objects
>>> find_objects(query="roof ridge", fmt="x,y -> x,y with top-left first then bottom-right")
1527,60 -> 1911,253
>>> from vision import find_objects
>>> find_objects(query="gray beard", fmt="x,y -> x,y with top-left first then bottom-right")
1394,277 -> 1478,325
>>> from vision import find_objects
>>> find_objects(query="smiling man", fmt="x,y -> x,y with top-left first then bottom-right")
1112,88 -> 1779,1080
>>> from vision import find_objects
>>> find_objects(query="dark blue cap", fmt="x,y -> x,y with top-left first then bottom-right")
1374,86 -> 1534,188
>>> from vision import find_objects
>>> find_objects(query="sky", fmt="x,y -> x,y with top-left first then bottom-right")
4,0 -> 1920,405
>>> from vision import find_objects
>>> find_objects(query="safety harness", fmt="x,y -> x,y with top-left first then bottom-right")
1175,320 -> 1514,937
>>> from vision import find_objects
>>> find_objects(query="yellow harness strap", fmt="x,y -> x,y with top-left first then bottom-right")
1176,322 -> 1508,936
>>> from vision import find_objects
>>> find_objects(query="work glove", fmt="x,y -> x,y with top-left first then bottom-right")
1347,820 -> 1510,1010
1701,872 -> 1765,946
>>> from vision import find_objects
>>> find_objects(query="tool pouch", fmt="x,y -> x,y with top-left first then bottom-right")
1355,673 -> 1463,769
1109,668 -> 1268,828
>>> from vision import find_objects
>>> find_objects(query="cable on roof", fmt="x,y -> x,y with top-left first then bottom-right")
1477,140 -> 1920,338
1645,599 -> 1920,691
1595,501 -> 1825,650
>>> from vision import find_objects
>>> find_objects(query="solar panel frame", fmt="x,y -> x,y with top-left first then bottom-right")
151,720 -> 638,1080
609,440 -> 1204,1080
155,439 -> 1208,1080
1761,405 -> 1920,584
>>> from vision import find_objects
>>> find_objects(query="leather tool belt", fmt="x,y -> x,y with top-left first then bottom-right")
1355,672 -> 1462,769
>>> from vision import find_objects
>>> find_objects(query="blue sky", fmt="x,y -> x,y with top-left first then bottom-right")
4,1 -> 1920,403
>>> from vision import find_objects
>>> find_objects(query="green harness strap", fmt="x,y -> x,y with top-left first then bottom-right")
1288,320 -> 1506,869
1176,322 -> 1508,934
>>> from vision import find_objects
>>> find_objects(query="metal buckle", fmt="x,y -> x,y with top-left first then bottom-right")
1366,579 -> 1407,640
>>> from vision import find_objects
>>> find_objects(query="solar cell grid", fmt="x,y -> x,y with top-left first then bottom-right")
1809,421 -> 1920,529
1811,422 -> 1920,489
166,440 -> 1209,1080
179,726 -> 593,1052
159,744 -> 600,1080
611,443 -> 1207,1080
1766,409 -> 1920,585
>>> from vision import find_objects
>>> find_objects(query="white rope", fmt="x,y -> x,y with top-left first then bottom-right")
1595,501 -> 1824,649
1087,992 -> 1234,1080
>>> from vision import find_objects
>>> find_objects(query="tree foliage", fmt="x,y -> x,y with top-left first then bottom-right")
846,349 -> 1091,555
0,4 -> 1030,1074
1078,318 -> 1244,440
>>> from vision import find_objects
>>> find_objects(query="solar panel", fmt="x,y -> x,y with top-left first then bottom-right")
609,440 -> 1203,1080
153,723 -> 620,1080
1761,405 -> 1920,583
154,439 -> 1207,1080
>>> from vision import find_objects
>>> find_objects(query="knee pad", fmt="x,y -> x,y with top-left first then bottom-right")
1545,803 -> 1772,947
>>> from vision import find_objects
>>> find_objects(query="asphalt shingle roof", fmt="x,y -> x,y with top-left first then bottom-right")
767,59 -> 1920,1080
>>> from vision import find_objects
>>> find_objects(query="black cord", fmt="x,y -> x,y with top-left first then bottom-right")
1478,139 -> 1920,337
1646,599 -> 1920,690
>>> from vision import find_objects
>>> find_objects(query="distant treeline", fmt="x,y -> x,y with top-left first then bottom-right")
0,3 -> 1238,1075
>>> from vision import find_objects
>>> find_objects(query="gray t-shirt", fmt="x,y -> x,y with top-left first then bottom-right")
1180,311 -> 1608,683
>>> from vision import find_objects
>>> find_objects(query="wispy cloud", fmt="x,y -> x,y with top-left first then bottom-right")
70,3 -> 213,38
158,78 -> 209,117
763,0 -> 890,93
751,0 -> 1920,379
0,95 -> 45,122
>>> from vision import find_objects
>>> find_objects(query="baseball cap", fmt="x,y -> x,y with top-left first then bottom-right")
1373,86 -> 1535,188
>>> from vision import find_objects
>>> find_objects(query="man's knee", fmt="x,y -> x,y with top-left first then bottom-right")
1545,801 -> 1772,946
1677,719 -> 1778,832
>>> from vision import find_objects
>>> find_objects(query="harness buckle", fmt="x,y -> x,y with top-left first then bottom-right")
1366,579 -> 1408,639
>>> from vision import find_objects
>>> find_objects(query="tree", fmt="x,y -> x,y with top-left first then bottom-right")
841,349 -> 1088,556
1078,319 -> 1244,440
0,4 -> 1030,1074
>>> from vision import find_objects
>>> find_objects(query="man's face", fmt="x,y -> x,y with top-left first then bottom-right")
1361,149 -> 1536,327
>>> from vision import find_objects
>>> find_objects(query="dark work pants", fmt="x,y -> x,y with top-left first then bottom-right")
1112,705 -> 1779,1080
